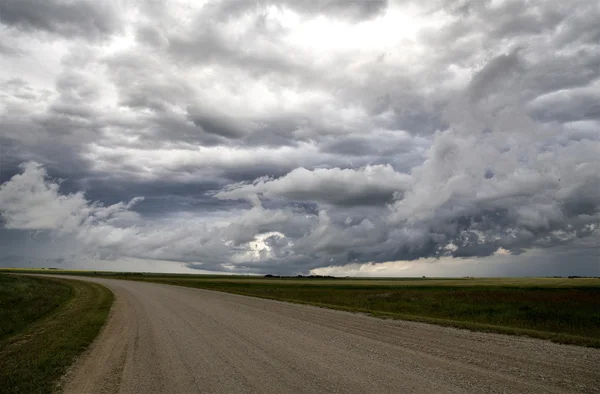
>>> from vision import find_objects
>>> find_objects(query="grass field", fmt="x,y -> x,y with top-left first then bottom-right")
0,274 -> 113,394
0,275 -> 72,341
2,269 -> 599,347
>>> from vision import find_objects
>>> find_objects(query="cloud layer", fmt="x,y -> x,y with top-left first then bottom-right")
1,0 -> 599,275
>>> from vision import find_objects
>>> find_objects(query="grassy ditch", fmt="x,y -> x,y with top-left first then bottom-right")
0,275 -> 73,341
0,274 -> 113,394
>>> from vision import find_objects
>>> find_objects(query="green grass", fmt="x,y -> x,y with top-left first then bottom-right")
0,274 -> 113,394
0,275 -> 73,341
2,269 -> 599,347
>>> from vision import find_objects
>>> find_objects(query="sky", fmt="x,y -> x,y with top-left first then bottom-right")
0,0 -> 599,277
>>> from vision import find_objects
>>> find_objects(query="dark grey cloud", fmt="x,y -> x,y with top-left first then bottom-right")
293,0 -> 388,21
188,106 -> 255,139
1,0 -> 599,276
320,137 -> 380,156
0,41 -> 24,56
211,0 -> 389,22
530,89 -> 600,123
0,0 -> 121,38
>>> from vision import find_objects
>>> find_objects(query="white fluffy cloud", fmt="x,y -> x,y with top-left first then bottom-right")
0,162 -> 142,232
216,165 -> 411,205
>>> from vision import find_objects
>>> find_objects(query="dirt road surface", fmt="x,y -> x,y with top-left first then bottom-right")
60,277 -> 600,394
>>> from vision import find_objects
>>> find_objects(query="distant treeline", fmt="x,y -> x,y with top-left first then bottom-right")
264,274 -> 337,279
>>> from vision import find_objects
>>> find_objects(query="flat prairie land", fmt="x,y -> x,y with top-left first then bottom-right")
2,269 -> 599,346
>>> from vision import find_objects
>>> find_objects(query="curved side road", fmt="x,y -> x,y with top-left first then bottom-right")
60,277 -> 600,394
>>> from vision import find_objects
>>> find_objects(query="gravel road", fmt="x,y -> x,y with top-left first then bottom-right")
61,277 -> 600,394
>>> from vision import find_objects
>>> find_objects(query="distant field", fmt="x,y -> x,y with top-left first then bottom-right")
2,269 -> 600,347
137,276 -> 600,287
0,274 -> 113,394
3,268 -> 599,287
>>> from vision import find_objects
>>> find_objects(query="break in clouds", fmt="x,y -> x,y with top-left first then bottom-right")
0,0 -> 599,276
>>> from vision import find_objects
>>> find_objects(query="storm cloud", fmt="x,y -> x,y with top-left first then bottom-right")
0,0 -> 598,276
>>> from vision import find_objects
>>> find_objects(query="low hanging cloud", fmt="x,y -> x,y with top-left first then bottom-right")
387,122 -> 600,259
187,105 -> 259,139
215,165 -> 411,206
0,162 -> 143,232
0,162 -> 230,265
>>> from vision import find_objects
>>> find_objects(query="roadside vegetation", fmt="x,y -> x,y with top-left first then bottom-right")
2,269 -> 600,347
0,274 -> 113,394
0,275 -> 72,341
